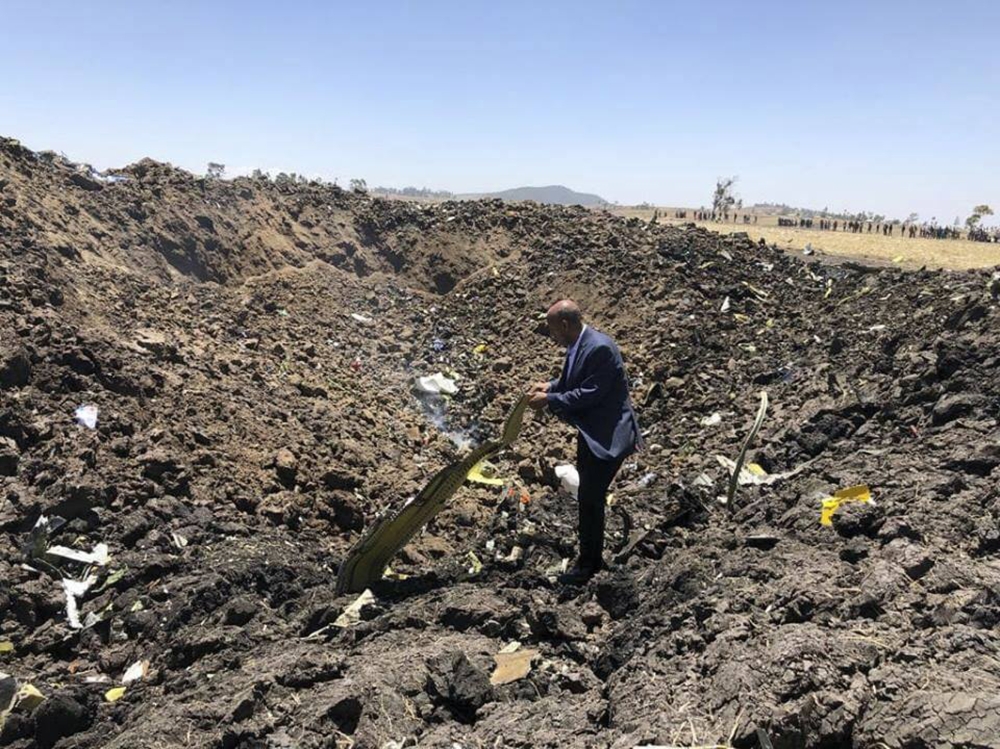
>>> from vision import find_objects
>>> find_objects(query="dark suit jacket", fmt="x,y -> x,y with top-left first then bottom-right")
546,326 -> 640,461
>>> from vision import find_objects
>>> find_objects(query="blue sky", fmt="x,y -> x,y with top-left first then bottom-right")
2,0 -> 997,222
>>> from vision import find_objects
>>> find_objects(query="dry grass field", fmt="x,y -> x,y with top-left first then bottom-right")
610,207 -> 1000,270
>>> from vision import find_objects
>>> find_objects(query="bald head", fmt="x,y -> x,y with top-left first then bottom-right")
546,299 -> 584,347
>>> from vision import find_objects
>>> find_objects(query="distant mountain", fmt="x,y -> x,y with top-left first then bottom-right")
461,185 -> 608,207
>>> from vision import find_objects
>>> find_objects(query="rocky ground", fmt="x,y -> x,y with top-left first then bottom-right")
2,136 -> 1000,748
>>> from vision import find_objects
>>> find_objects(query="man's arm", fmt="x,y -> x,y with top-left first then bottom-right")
546,346 -> 616,414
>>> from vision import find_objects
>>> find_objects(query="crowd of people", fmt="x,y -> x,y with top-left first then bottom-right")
684,210 -> 757,224
969,226 -> 1000,243
789,218 -> 900,235
791,220 -> 999,242
672,209 -> 999,243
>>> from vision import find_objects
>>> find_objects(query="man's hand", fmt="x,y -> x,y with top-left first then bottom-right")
528,390 -> 549,411
529,381 -> 550,394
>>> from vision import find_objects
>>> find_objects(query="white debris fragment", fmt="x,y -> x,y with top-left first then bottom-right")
350,313 -> 373,325
0,672 -> 17,719
692,473 -> 714,488
714,455 -> 807,486
25,514 -> 65,560
700,413 -> 722,427
554,464 -> 580,499
46,543 -> 109,567
415,372 -> 458,395
62,576 -> 97,629
720,296 -> 731,313
334,589 -> 375,628
122,660 -> 149,685
74,405 -> 99,429
637,472 -> 658,488
715,455 -> 770,486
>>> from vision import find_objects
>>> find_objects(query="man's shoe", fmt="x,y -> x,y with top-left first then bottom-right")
558,566 -> 597,585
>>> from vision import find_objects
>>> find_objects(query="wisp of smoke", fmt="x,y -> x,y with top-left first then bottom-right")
414,392 -> 477,450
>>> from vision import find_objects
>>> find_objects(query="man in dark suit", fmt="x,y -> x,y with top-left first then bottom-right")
528,299 -> 640,583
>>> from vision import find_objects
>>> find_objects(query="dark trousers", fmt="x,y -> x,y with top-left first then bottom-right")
576,437 -> 626,572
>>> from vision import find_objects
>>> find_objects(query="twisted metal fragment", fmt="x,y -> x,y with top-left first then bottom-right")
726,390 -> 768,513
336,395 -> 529,594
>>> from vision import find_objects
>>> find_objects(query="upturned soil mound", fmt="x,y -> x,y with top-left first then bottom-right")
2,136 -> 1000,749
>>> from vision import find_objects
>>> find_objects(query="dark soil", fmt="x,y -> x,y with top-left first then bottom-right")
2,136 -> 1000,748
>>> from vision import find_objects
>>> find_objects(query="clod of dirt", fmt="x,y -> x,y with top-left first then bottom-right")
224,596 -> 259,626
594,570 -> 640,620
0,347 -> 31,388
884,539 -> 936,580
932,393 -> 988,425
32,690 -> 93,748
527,606 -> 587,641
425,651 -> 494,723
276,653 -> 346,689
273,447 -> 298,486
0,437 -> 19,476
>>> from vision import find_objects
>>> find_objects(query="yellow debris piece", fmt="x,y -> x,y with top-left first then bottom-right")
382,566 -> 409,581
467,460 -> 505,486
490,649 -> 539,685
17,684 -> 45,710
466,552 -> 483,575
473,343 -> 487,355
837,285 -> 873,307
747,463 -> 767,476
105,687 -> 127,702
0,642 -> 13,654
892,255 -> 904,263
820,485 -> 872,526
742,281 -> 770,299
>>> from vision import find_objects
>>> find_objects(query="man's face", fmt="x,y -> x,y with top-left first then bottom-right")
546,315 -> 572,347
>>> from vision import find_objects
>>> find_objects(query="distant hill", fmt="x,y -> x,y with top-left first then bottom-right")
461,185 -> 608,207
